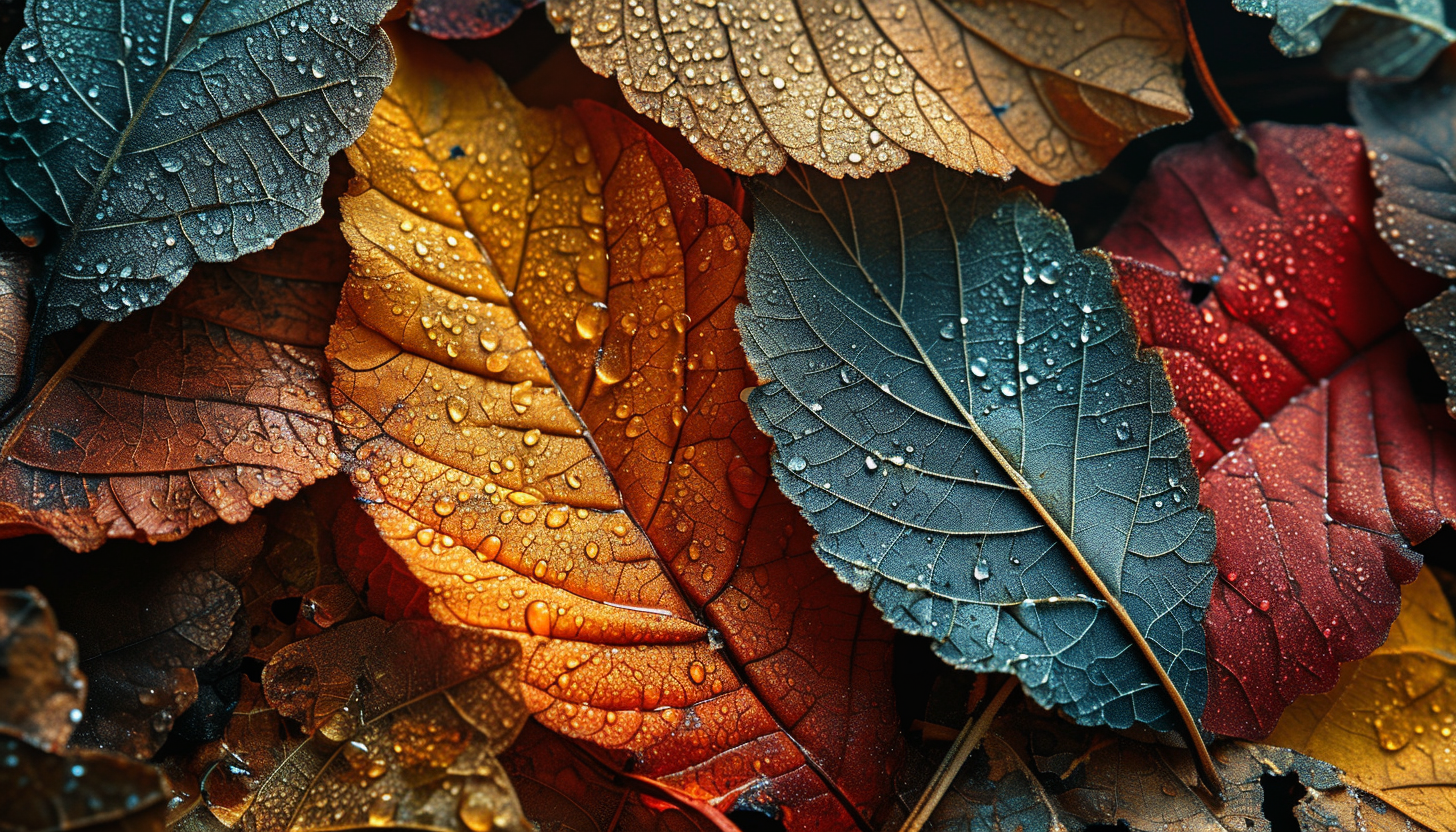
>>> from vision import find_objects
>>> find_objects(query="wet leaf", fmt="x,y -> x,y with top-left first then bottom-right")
1266,569 -> 1456,832
410,0 -> 541,39
0,588 -> 82,752
0,587 -> 166,832
0,214 -> 348,552
198,618 -> 530,832
738,162 -> 1216,746
1409,288 -> 1456,416
333,499 -> 432,622
502,721 -> 733,832
890,700 -> 1433,832
0,0 -> 395,344
547,0 -> 1189,183
327,30 -> 901,828
1104,122 -> 1456,739
0,518 -> 264,759
1351,50 -> 1456,279
1234,0 -> 1454,78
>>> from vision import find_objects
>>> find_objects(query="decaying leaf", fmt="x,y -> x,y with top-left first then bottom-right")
0,587 -> 167,832
1234,0 -> 1454,78
327,30 -> 901,828
1267,569 -> 1456,832
1352,49 -> 1456,279
1409,288 -> 1456,416
196,617 -> 530,832
1103,122 -> 1456,739
892,701 -> 1433,832
0,0 -> 396,343
0,588 -> 82,752
0,215 -> 348,552
547,0 -> 1189,183
0,518 -> 264,759
411,0 -> 541,39
738,160 -> 1216,757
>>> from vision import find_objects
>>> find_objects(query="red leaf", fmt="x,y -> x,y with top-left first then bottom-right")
333,500 -> 432,621
1104,123 -> 1456,738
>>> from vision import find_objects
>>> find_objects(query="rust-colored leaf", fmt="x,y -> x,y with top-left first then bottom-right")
1103,122 -> 1456,739
334,499 -> 433,621
1267,569 -> 1456,832
194,618 -> 530,832
0,588 -> 83,752
547,0 -> 1190,183
0,212 -> 349,552
327,29 -> 901,829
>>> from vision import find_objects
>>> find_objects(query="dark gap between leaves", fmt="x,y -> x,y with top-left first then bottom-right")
1260,771 -> 1307,832
728,809 -> 787,832
271,596 -> 303,626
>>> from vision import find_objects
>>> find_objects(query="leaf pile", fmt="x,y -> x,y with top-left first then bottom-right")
2,4 -> 1456,832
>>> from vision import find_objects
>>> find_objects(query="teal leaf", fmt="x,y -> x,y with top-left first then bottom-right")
1409,287 -> 1456,417
1233,0 -> 1454,78
737,162 -> 1216,741
0,0 -> 395,340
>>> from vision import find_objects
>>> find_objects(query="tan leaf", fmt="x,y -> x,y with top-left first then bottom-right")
546,0 -> 1189,182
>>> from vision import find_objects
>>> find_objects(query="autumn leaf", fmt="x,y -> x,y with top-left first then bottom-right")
546,0 -> 1189,183
737,160 -> 1218,775
192,617 -> 530,832
1234,0 -> 1453,78
0,213 -> 348,553
0,0 -> 395,347
0,587 -> 167,832
1351,50 -> 1456,280
1103,122 -> 1456,739
410,0 -> 541,39
502,721 -> 738,832
0,588 -> 82,753
334,499 -> 433,622
327,29 -> 901,828
0,517 -> 264,758
1265,569 -> 1456,832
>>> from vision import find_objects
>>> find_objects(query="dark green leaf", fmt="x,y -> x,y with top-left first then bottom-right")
0,0 -> 395,341
1409,288 -> 1456,417
737,162 -> 1216,740
1352,50 -> 1456,279
1233,0 -> 1453,78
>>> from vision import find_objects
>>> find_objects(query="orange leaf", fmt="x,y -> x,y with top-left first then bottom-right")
327,29 -> 901,830
0,214 -> 349,552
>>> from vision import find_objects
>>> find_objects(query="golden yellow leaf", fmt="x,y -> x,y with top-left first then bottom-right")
546,0 -> 1189,182
327,27 -> 902,829
1267,569 -> 1456,832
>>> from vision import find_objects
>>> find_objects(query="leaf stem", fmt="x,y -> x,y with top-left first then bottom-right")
1178,0 -> 1257,161
896,676 -> 1019,832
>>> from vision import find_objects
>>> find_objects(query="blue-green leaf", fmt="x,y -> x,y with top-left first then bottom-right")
0,0 -> 395,339
737,163 -> 1216,743
1233,0 -> 1453,78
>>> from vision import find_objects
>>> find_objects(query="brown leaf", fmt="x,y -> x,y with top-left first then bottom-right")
327,29 -> 901,829
546,0 -> 1190,183
0,588 -> 83,752
196,618 -> 530,832
0,211 -> 349,552
0,518 -> 264,758
0,730 -> 167,832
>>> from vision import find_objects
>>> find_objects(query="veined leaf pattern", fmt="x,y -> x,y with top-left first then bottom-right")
737,162 -> 1216,752
0,0 -> 395,340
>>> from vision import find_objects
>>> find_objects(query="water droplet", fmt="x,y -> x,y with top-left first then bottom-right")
1115,422 -> 1131,442
434,499 -> 456,517
970,357 -> 988,378
526,600 -> 552,636
939,321 -> 956,340
690,662 -> 707,684
785,456 -> 808,472
999,381 -> 1017,398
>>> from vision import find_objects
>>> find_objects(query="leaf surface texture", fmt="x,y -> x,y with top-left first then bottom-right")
546,0 -> 1189,182
1104,122 -> 1456,738
737,160 -> 1216,737
326,30 -> 901,829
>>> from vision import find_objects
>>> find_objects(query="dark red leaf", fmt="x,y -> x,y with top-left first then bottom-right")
1104,122 -> 1456,738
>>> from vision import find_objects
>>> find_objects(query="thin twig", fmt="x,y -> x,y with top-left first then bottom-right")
1178,0 -> 1257,165
896,676 -> 1019,832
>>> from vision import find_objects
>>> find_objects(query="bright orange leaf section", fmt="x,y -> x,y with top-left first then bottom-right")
327,29 -> 900,830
